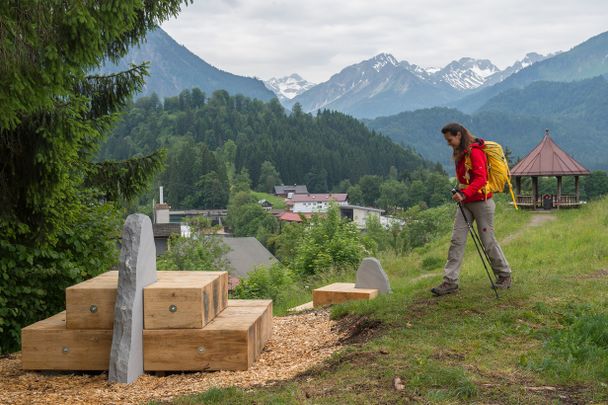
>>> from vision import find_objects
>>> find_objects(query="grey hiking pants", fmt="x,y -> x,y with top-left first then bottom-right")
444,199 -> 511,283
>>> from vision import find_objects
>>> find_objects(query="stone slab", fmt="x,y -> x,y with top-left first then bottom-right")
108,214 -> 157,384
354,257 -> 391,294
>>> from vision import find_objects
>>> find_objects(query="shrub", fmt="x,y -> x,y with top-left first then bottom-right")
231,264 -> 293,303
292,205 -> 371,277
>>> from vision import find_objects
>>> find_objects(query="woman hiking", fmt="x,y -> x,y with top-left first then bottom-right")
431,123 -> 512,296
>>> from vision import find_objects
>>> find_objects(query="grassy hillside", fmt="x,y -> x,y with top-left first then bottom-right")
169,197 -> 608,404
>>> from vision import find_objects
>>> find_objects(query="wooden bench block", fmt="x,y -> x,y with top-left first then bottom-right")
223,300 -> 273,357
312,282 -> 378,307
143,300 -> 272,371
21,311 -> 112,370
144,271 -> 228,329
65,271 -> 118,330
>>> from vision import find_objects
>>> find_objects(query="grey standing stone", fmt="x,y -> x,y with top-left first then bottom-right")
108,214 -> 157,384
355,257 -> 391,294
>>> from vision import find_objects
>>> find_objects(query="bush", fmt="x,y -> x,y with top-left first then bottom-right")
0,199 -> 121,354
231,264 -> 293,303
292,205 -> 372,277
157,216 -> 231,272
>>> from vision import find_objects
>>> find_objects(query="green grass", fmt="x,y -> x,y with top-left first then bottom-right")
166,198 -> 608,404
250,191 -> 286,209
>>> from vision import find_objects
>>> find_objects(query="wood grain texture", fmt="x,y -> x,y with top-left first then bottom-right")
143,271 -> 228,329
312,282 -> 378,307
21,311 -> 113,370
143,300 -> 272,371
65,271 -> 118,330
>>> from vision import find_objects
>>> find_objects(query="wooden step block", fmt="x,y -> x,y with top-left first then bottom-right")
143,300 -> 272,371
225,300 -> 273,357
144,271 -> 228,329
312,282 -> 378,307
21,311 -> 112,370
65,271 -> 118,330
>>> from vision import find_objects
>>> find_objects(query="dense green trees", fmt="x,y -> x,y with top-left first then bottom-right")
100,89 -> 443,209
226,192 -> 279,245
0,1 -> 189,353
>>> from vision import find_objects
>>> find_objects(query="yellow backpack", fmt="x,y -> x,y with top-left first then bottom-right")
465,140 -> 518,210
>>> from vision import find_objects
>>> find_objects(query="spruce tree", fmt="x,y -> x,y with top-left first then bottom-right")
0,0 -> 191,353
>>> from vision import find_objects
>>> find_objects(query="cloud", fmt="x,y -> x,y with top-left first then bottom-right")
161,0 -> 608,83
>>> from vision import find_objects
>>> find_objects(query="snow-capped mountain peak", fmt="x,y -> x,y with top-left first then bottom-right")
264,73 -> 316,101
483,52 -> 550,87
436,57 -> 500,90
370,53 -> 399,72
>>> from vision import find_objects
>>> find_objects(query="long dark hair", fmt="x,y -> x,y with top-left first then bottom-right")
441,122 -> 477,161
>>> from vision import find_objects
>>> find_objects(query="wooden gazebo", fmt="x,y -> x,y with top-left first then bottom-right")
511,130 -> 590,209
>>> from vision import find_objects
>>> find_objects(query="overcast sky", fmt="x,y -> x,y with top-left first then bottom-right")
161,0 -> 608,83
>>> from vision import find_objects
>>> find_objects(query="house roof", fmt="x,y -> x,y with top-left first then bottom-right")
274,184 -> 309,195
220,236 -> 278,278
287,193 -> 348,203
511,131 -> 590,177
278,212 -> 312,222
152,223 -> 181,238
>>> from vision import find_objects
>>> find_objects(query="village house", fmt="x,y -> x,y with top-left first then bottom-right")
287,193 -> 349,213
273,184 -> 308,198
339,205 -> 385,229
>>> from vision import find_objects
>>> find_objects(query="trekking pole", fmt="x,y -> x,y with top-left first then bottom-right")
451,189 -> 499,299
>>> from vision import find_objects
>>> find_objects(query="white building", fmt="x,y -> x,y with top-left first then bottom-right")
339,205 -> 385,229
287,193 -> 349,213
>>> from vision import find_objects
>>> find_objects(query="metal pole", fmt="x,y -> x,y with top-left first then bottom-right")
455,200 -> 499,299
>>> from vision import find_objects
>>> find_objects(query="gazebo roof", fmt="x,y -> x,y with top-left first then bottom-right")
511,131 -> 590,177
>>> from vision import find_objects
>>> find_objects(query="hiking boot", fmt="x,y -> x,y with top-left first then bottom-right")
431,280 -> 459,296
493,275 -> 512,289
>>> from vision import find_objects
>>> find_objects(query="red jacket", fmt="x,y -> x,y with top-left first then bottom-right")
455,139 -> 492,203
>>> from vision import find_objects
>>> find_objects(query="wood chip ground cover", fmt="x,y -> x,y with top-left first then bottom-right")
0,309 -> 346,405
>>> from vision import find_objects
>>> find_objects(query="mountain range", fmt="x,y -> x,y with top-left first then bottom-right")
365,76 -> 608,171
101,27 -> 608,170
281,51 -> 558,118
98,28 -> 275,101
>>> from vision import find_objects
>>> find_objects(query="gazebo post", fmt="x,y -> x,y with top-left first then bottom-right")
556,176 -> 562,209
515,176 -> 521,196
575,176 -> 580,203
532,176 -> 539,210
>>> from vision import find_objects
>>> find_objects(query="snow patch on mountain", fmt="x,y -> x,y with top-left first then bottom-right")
371,53 -> 399,72
264,73 -> 316,101
436,58 -> 500,90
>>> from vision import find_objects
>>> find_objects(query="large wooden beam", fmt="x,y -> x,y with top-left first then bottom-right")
312,283 -> 378,307
143,300 -> 272,371
144,271 -> 228,329
65,271 -> 118,330
22,311 -> 113,370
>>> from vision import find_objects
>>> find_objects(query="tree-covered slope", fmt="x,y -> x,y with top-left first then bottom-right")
100,89 -> 443,208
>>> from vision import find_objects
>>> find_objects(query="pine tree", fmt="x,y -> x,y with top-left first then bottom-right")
0,0 -> 191,353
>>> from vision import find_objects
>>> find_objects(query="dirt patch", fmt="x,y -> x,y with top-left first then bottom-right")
0,309 -> 349,405
574,269 -> 608,280
470,365 -> 591,404
335,315 -> 383,345
431,349 -> 466,362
